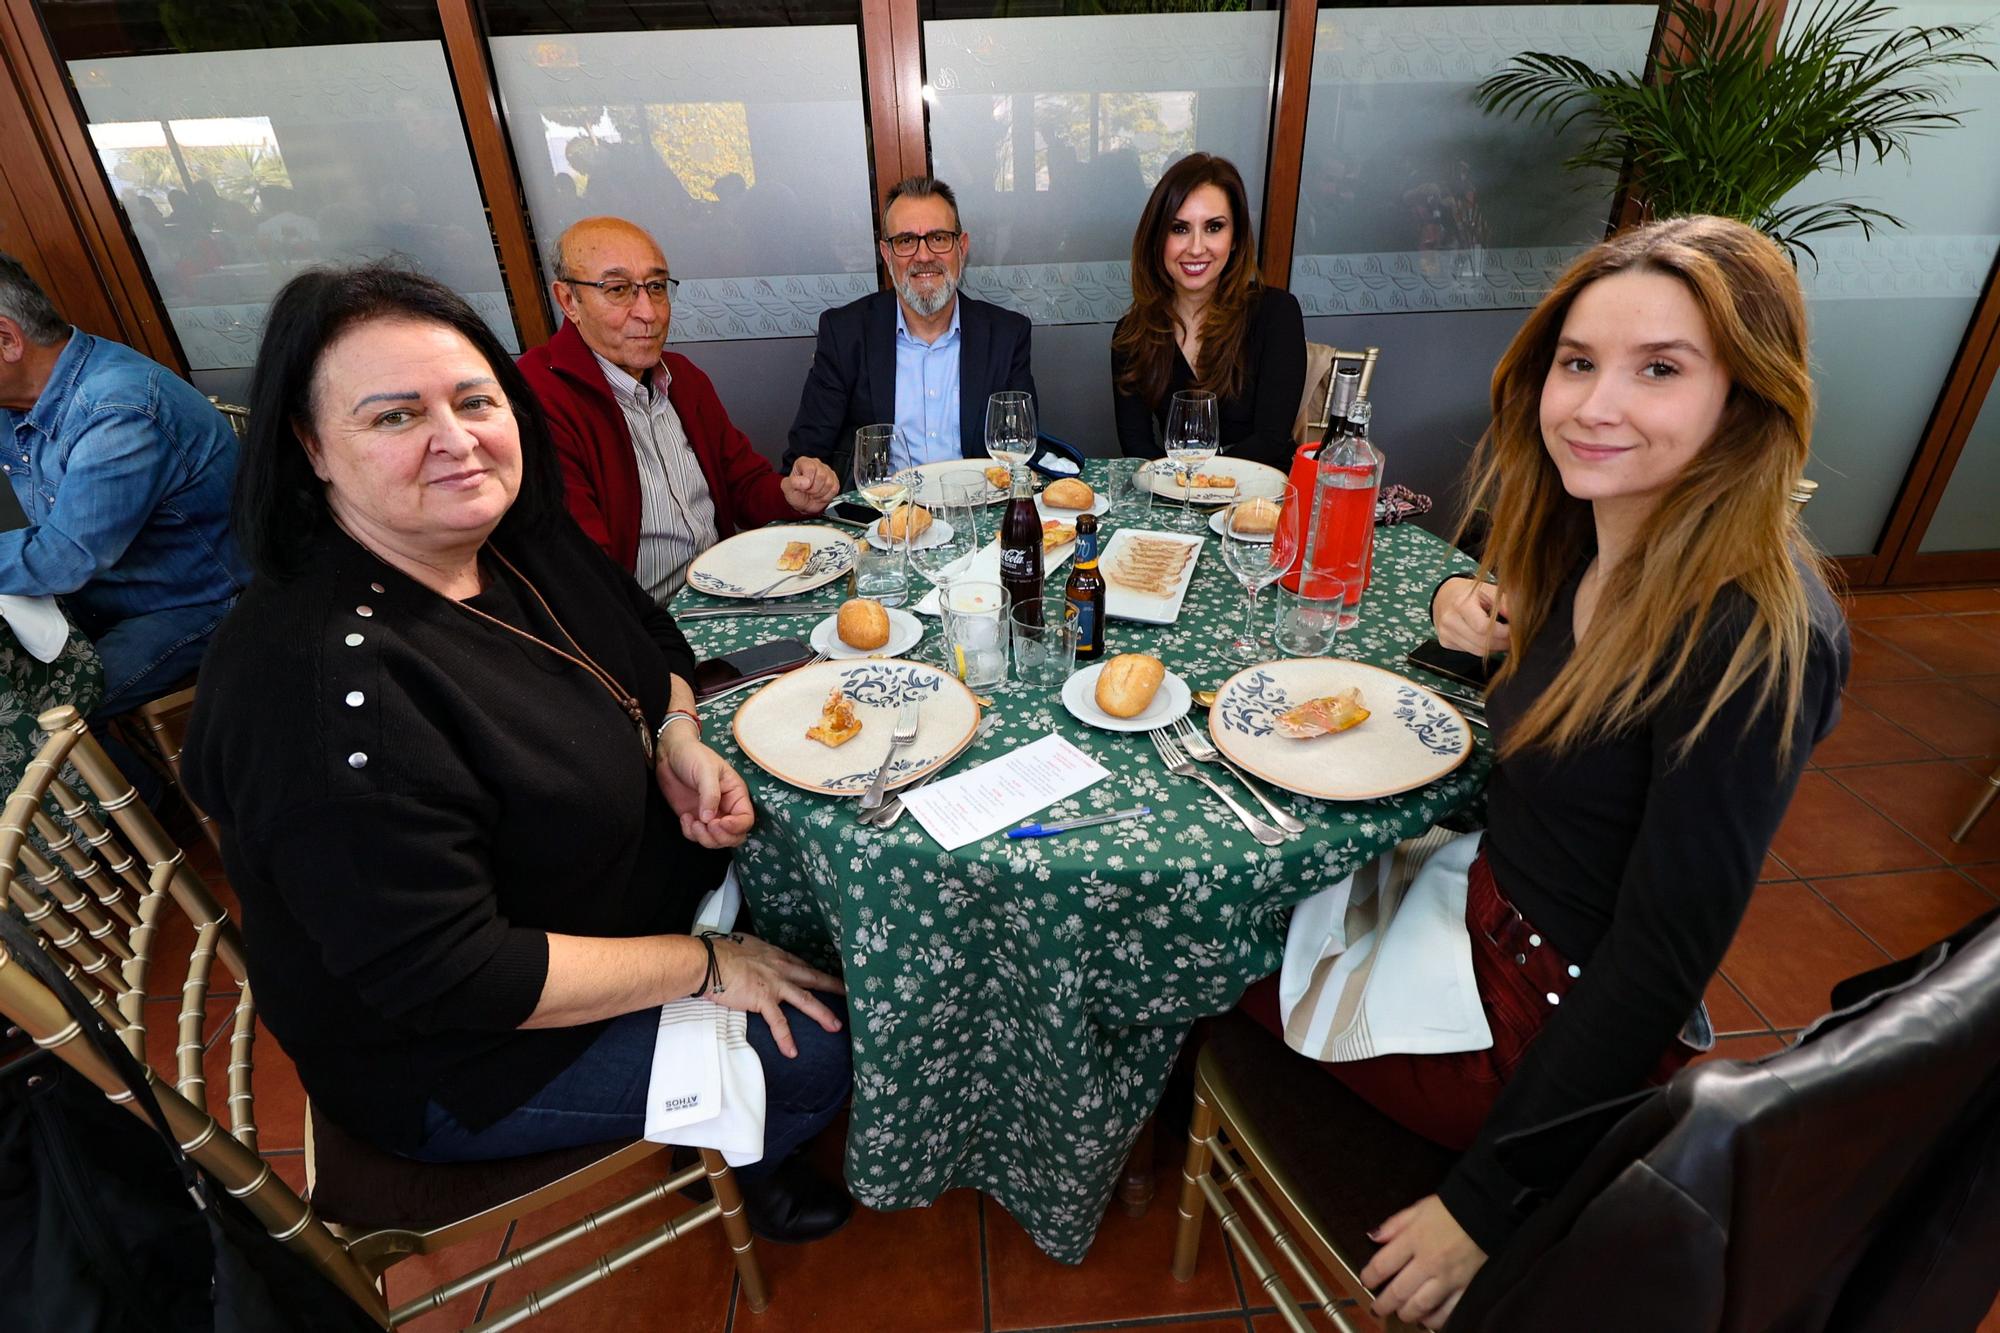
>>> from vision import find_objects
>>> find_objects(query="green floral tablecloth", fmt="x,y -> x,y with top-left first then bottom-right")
2,619 -> 103,794
672,464 -> 1490,1263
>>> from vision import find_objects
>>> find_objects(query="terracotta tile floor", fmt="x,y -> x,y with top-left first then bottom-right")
162,591 -> 1998,1331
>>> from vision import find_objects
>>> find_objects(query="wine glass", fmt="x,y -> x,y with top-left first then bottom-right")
1163,389 -> 1219,533
1219,484 -> 1299,663
853,428 -> 913,604
912,481 -> 977,596
985,390 -> 1036,479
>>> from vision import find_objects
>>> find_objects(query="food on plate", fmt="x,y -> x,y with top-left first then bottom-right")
778,540 -> 813,571
878,503 -> 934,543
1043,478 -> 1096,510
1095,653 -> 1166,719
1041,520 -> 1077,553
1106,536 -> 1196,597
984,464 -> 1014,491
1183,473 -> 1236,491
1230,497 -> 1282,535
1275,687 -> 1371,739
805,689 -> 863,747
837,598 -> 891,650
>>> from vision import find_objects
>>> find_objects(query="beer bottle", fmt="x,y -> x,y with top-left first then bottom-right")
1063,513 -> 1106,662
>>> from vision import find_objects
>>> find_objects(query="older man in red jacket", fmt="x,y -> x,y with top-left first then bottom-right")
518,217 -> 841,599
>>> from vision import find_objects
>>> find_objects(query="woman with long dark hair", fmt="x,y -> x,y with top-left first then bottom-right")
1247,216 -> 1850,1326
183,264 -> 854,1242
1110,153 -> 1306,468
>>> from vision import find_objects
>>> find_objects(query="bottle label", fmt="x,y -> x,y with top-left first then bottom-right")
1068,596 -> 1101,655
999,548 -> 1041,580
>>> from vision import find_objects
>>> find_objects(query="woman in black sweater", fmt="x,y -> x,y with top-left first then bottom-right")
1283,218 -> 1850,1326
1110,153 -> 1306,470
182,266 -> 853,1241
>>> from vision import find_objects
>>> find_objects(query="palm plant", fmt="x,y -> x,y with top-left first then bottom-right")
1475,0 -> 1993,260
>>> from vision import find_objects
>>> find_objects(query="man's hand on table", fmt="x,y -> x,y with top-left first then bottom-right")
700,934 -> 846,1058
656,725 -> 755,849
1360,1193 -> 1487,1329
782,457 -> 842,513
1432,576 -> 1512,657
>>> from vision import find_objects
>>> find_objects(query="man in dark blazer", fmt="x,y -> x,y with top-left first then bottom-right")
783,176 -> 1035,482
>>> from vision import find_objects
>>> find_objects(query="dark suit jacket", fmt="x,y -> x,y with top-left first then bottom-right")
783,290 -> 1036,479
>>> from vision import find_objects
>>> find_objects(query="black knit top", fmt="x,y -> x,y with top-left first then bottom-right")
1111,286 -> 1308,470
183,519 -> 723,1151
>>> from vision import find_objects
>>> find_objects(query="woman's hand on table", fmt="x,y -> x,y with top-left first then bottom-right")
1432,576 -> 1512,656
702,934 -> 846,1057
656,728 -> 755,849
1360,1194 -> 1487,1329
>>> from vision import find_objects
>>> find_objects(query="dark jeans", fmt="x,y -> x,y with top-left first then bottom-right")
407,994 -> 851,1181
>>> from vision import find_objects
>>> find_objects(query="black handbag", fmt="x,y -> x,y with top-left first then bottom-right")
0,912 -> 381,1333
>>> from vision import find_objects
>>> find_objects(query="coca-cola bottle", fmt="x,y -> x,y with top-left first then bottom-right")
999,465 -> 1045,629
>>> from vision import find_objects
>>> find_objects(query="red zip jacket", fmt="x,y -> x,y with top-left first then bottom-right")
516,320 -> 799,573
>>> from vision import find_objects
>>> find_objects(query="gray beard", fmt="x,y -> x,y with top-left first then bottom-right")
897,270 -> 959,318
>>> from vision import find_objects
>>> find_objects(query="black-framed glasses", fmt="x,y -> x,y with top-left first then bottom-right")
564,276 -> 679,306
883,229 -> 962,257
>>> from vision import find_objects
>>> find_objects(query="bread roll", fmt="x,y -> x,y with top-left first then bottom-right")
1094,653 -> 1166,719
1231,498 -> 1281,535
1043,478 -> 1096,510
879,503 -> 934,542
837,598 -> 891,650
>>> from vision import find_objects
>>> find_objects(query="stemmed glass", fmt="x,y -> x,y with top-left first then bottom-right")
912,480 -> 978,597
1219,484 -> 1299,663
985,390 -> 1036,478
1163,389 -> 1219,533
854,428 -> 914,605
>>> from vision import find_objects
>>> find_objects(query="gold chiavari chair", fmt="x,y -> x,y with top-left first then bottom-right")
0,706 -> 769,1330
1171,1013 -> 1452,1333
120,683 -> 223,856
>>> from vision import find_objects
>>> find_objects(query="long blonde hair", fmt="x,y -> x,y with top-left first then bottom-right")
1466,215 -> 1827,762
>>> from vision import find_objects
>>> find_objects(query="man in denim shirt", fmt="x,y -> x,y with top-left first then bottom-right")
0,253 -> 247,717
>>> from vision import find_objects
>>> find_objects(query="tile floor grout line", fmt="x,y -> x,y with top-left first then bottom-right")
723,1271 -> 737,1333
1221,1210 -> 1252,1316
1003,1309 -> 1268,1333
1789,878 -> 1897,965
1713,971 -> 1777,1040
1820,763 -> 1987,868
470,1218 -> 514,1326
978,1191 -> 995,1333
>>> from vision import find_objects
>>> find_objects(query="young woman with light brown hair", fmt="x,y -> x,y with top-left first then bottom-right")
1246,215 -> 1851,1326
1110,153 -> 1305,468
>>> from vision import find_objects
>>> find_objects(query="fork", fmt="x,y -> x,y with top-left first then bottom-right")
696,652 -> 827,709
859,714 -> 1000,828
861,699 -> 922,811
1149,729 -> 1285,847
740,568 -> 813,601
1170,716 -> 1305,836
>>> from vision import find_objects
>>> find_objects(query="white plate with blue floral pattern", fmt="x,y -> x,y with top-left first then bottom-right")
731,658 -> 982,797
1207,659 -> 1472,801
685,524 -> 856,598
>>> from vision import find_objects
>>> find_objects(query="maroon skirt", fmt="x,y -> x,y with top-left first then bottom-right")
1240,851 -> 1695,1151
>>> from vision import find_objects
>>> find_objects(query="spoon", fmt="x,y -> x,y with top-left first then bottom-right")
1192,688 -> 1219,709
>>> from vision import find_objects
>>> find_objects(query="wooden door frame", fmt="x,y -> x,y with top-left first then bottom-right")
0,0 -> 183,370
1260,0 -> 1317,289
436,0 -> 552,350
1875,251 -> 2000,584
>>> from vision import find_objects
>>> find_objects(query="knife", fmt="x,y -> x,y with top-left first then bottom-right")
675,602 -> 832,622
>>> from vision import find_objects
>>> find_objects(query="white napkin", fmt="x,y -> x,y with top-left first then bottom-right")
1277,828 -> 1492,1062
642,867 -> 768,1167
0,595 -> 70,663
914,538 -> 1074,615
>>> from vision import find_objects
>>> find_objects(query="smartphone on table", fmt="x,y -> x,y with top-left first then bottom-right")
692,637 -> 816,701
1404,638 -> 1497,693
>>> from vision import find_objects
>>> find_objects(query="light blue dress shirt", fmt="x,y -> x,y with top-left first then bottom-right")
891,302 -> 962,471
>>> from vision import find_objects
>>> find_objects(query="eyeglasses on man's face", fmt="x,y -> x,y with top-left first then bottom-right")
565,276 -> 679,306
883,229 -> 963,257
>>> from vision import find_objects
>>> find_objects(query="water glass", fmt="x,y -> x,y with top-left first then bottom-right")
939,474 -> 988,546
1011,603 -> 1079,689
1218,486 -> 1298,664
1273,580 -> 1345,657
941,580 -> 1010,690
985,390 -> 1036,471
855,533 -> 910,606
1103,458 -> 1157,525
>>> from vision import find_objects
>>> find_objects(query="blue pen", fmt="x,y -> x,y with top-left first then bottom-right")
1009,806 -> 1153,839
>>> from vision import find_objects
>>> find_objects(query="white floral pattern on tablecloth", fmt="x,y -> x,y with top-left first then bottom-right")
673,470 -> 1489,1264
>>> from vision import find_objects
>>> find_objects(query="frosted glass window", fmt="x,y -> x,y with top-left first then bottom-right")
489,27 -> 880,343
925,10 -> 1283,325
1289,6 -> 1656,316
69,43 -> 516,371
1787,1 -> 2000,556
1919,384 -> 2000,552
